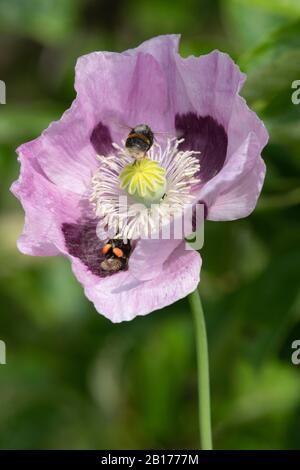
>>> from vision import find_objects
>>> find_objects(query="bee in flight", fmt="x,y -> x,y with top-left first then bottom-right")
110,118 -> 173,160
125,124 -> 154,160
100,239 -> 131,272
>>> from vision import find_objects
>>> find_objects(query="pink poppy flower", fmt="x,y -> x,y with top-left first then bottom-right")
11,35 -> 268,323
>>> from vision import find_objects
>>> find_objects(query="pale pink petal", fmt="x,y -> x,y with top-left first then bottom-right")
174,50 -> 246,129
74,242 -> 201,323
127,34 -> 180,64
173,51 -> 250,182
129,238 -> 182,281
19,100 -> 103,195
75,44 -> 173,140
11,145 -> 85,256
197,132 -> 267,220
172,49 -> 268,218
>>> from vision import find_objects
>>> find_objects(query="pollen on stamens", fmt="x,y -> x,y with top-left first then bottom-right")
90,138 -> 201,241
102,243 -> 112,255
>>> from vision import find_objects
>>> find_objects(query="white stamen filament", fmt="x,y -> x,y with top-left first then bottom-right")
90,138 -> 200,240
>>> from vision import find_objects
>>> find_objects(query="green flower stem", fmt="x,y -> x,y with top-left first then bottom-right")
188,288 -> 213,450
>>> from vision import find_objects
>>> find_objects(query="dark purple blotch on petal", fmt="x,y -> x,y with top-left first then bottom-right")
175,113 -> 228,182
192,201 -> 208,232
90,121 -> 113,155
62,220 -> 113,277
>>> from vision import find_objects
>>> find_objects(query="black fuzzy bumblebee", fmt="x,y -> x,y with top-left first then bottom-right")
125,124 -> 154,160
100,239 -> 131,273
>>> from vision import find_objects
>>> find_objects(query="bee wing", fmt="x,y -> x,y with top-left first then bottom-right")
153,130 -> 176,140
110,119 -> 133,132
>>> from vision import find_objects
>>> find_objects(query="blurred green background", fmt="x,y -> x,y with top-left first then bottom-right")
0,0 -> 300,450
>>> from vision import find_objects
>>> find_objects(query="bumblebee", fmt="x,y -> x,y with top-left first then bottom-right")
100,239 -> 131,272
125,124 -> 154,160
